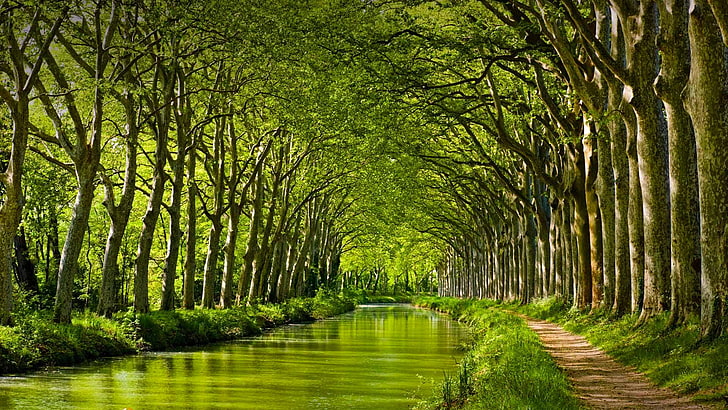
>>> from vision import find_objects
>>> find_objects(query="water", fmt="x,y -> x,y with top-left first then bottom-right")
0,304 -> 465,409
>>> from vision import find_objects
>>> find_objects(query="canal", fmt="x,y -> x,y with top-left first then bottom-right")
0,304 -> 465,409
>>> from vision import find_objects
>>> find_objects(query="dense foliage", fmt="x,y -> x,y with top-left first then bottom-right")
0,292 -> 354,374
1,0 -> 727,370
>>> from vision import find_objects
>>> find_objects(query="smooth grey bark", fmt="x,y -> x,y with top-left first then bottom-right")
623,105 -> 645,313
250,168 -> 282,300
609,86 -> 632,314
291,200 -> 319,297
267,239 -> 287,303
265,169 -> 294,302
561,201 -> 575,300
55,165 -> 98,322
551,199 -> 563,296
594,4 -> 617,310
524,179 -> 538,304
134,143 -> 167,314
277,214 -> 301,300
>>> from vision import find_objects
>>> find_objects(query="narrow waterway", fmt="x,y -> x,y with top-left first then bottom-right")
0,304 -> 465,409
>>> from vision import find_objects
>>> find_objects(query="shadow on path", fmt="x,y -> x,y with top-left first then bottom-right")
520,315 -> 709,409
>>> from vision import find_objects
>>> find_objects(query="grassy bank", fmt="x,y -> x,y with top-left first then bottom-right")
512,297 -> 728,405
413,296 -> 580,409
342,289 -> 417,303
0,292 -> 355,375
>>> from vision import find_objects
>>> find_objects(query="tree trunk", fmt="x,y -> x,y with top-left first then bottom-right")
55,165 -> 97,323
684,0 -> 728,339
0,4 -> 65,325
99,95 -> 138,317
13,226 -> 39,294
182,146 -> 197,310
0,100 -> 29,325
608,80 -> 632,314
220,202 -> 240,309
707,0 -> 728,46
277,217 -> 301,300
619,1 -> 672,320
200,219 -> 222,309
237,164 -> 264,304
584,127 -> 604,308
160,75 -> 191,311
561,201 -> 573,300
201,117 -> 227,309
134,105 -> 170,314
623,106 -> 645,313
134,162 -> 166,314
160,155 -> 184,311
571,143 -> 592,309
655,0 -> 702,326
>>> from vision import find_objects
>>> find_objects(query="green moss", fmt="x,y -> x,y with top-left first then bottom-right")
413,296 -> 579,410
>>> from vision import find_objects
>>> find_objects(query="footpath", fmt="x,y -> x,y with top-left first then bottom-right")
521,315 -> 708,409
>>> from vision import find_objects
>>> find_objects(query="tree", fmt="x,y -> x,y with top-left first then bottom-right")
0,2 -> 65,324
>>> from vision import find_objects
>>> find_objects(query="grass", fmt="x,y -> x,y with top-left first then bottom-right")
0,291 -> 355,374
512,296 -> 728,406
0,308 -> 136,373
413,296 -> 580,410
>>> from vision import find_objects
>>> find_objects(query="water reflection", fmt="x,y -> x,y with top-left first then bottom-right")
0,304 -> 464,409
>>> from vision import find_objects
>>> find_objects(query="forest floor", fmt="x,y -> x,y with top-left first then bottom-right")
521,314 -> 710,409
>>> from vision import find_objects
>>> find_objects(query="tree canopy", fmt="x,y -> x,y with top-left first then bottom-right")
1,0 -> 727,339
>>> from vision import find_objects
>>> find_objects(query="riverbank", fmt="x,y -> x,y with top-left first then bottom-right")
413,296 -> 579,409
0,292 -> 355,375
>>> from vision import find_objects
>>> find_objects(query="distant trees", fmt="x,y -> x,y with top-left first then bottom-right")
366,0 -> 726,339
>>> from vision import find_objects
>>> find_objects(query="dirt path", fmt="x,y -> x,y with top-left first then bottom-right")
522,316 -> 708,409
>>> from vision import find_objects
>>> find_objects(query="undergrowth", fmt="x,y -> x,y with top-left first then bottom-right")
0,291 -> 355,374
413,296 -> 579,410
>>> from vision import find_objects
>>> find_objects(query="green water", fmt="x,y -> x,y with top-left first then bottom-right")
0,304 -> 465,409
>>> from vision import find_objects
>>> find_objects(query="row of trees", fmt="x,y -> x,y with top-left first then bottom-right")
0,0 -> 369,324
3,0 -> 727,342
359,0 -> 726,339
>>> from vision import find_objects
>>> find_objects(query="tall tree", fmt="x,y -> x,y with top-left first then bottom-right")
0,3 -> 65,324
684,0 -> 728,339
